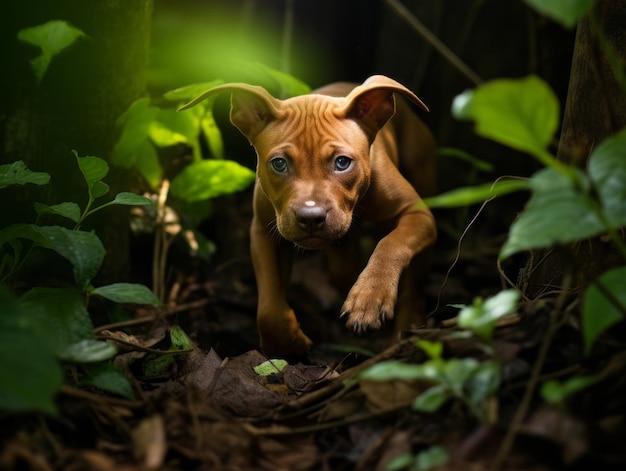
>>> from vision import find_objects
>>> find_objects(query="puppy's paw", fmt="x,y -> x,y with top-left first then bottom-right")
341,277 -> 398,333
258,308 -> 313,357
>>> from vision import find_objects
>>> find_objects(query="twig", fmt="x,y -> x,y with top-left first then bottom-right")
384,0 -> 484,86
93,298 -> 210,333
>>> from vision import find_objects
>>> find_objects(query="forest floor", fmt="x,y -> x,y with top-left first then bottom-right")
2,198 -> 626,471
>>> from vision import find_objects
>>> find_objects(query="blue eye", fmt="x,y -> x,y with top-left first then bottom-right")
270,157 -> 288,173
335,155 -> 352,172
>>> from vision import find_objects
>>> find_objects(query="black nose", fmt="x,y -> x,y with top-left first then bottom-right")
295,205 -> 327,231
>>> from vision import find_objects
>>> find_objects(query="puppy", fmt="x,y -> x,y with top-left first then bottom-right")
180,75 -> 437,357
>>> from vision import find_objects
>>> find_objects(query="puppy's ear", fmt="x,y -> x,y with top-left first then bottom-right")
340,75 -> 428,138
179,83 -> 282,141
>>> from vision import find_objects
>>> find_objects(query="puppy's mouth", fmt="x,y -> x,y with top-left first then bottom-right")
290,236 -> 335,250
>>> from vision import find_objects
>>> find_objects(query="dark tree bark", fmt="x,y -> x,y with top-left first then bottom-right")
0,0 -> 153,283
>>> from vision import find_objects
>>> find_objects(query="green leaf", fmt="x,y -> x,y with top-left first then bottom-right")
170,159 -> 255,202
582,266 -> 626,354
17,20 -> 85,82
91,283 -> 160,306
443,358 -> 480,394
452,76 -> 559,158
587,129 -> 626,230
37,226 -> 105,288
415,340 -> 443,360
134,139 -> 162,189
254,359 -> 288,376
169,325 -> 192,350
111,98 -> 160,168
0,160 -> 50,188
413,384 -> 452,412
59,339 -> 117,363
500,168 -> 603,259
149,107 -> 202,148
415,446 -> 450,470
541,375 -> 595,404
423,179 -> 529,209
81,363 -> 134,399
110,192 -> 153,206
18,287 -> 93,355
201,110 -> 225,158
0,223 -> 52,248
359,361 -> 424,382
34,202 -> 81,223
0,287 -> 62,414
385,453 -> 415,471
73,151 -> 110,202
458,290 -> 520,341
524,0 -> 594,29
465,361 -> 501,406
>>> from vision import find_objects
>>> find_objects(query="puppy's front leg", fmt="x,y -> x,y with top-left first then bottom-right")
250,215 -> 313,357
342,209 -> 436,333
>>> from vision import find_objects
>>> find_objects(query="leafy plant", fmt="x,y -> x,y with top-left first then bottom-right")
17,20 -> 86,83
0,153 -> 160,413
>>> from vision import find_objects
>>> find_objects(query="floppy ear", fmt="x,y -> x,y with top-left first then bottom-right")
178,83 -> 283,141
338,75 -> 429,138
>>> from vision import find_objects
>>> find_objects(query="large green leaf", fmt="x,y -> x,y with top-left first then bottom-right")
17,20 -> 85,82
0,160 -> 50,188
37,226 -> 105,288
582,266 -> 626,354
18,287 -> 93,355
235,61 -> 311,98
91,282 -> 161,306
524,0 -> 594,29
587,129 -> 626,230
170,159 -> 255,202
164,80 -> 224,102
0,287 -> 62,414
453,76 -> 559,159
500,168 -> 602,259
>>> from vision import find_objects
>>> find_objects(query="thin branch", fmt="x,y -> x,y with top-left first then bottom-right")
384,0 -> 484,86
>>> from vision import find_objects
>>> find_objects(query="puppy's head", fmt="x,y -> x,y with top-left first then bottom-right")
180,75 -> 427,249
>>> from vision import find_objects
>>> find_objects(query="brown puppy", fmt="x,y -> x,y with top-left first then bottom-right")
180,75 -> 437,357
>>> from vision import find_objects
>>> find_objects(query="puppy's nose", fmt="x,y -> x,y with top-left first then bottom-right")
295,205 -> 327,231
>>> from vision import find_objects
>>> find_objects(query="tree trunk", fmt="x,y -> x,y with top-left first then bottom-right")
0,0 -> 153,283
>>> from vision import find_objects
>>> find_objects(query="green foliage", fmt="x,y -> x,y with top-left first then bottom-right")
445,74 -> 626,356
423,179 -> 529,209
541,375 -> 596,405
0,286 -> 62,415
170,160 -> 255,202
455,289 -> 520,343
360,338 -> 501,423
524,0 -> 595,29
17,20 -> 86,83
135,325 -> 192,380
582,266 -> 626,354
0,155 -> 159,412
386,446 -> 449,471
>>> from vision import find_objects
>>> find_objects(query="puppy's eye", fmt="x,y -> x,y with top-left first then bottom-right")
270,157 -> 288,173
334,155 -> 352,172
